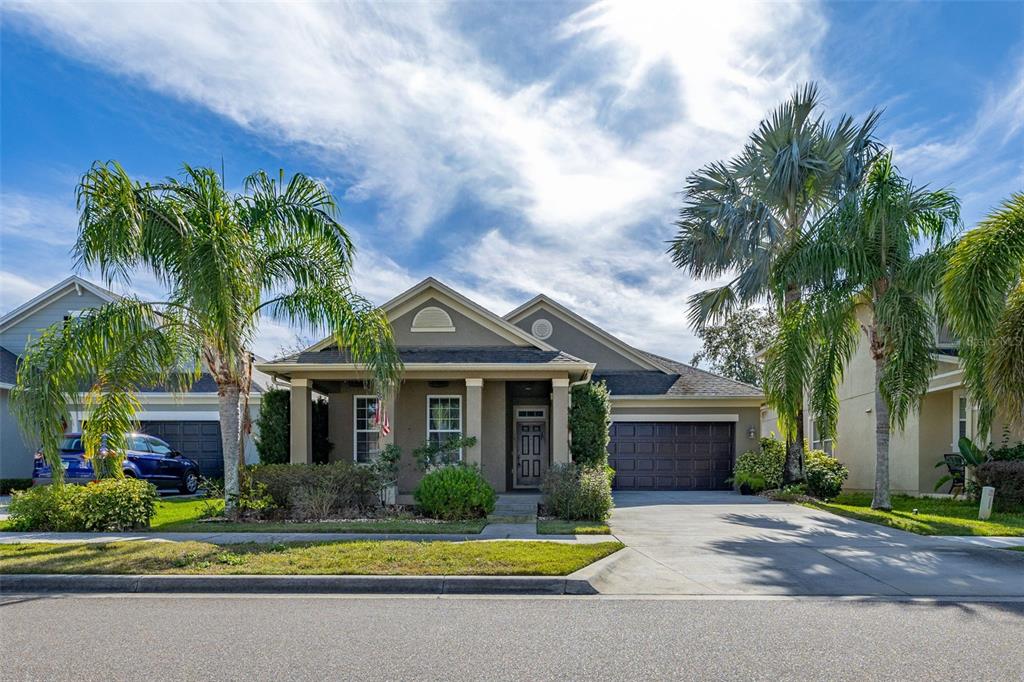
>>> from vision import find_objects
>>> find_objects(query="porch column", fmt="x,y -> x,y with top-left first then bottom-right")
551,378 -> 570,465
289,378 -> 312,464
465,378 -> 483,466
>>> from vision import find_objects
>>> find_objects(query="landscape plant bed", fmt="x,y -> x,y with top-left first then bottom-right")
0,540 -> 624,576
149,498 -> 487,534
802,492 -> 1024,536
536,518 -> 610,535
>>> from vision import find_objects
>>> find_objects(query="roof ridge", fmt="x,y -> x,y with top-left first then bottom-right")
633,348 -> 763,393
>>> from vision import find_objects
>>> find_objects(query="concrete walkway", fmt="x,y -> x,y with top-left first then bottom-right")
589,491 -> 1024,597
0,522 -> 616,545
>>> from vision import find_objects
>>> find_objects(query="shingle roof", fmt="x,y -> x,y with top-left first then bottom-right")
0,346 -> 18,385
594,350 -> 763,398
138,372 -> 264,394
271,346 -> 590,366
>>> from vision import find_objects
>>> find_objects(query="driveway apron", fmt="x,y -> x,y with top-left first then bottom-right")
597,491 -> 1024,597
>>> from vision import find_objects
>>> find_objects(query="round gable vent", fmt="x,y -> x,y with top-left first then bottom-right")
411,306 -> 455,332
531,318 -> 553,340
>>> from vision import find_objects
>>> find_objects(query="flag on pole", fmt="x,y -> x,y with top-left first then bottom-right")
374,397 -> 391,436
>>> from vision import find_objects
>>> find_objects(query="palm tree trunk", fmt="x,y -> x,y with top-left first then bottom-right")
783,283 -> 805,484
218,382 -> 242,512
871,353 -> 892,510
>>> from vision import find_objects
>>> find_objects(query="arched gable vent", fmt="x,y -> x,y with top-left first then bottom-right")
411,306 -> 455,332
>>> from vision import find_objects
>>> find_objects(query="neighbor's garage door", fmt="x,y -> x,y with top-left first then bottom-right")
608,421 -> 734,490
138,420 -> 223,479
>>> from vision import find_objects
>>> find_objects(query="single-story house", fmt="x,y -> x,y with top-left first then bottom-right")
760,306 -> 1024,494
256,278 -> 763,500
0,276 -> 268,479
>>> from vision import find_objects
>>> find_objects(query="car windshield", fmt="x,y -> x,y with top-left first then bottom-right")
59,437 -> 84,452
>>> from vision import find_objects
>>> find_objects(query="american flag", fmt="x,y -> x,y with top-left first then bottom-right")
374,397 -> 391,436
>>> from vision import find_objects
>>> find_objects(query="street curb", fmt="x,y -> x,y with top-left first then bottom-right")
565,543 -> 631,593
0,573 -> 598,595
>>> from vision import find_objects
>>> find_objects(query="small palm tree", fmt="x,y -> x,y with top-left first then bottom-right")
941,194 -> 1024,436
769,154 -> 960,509
12,162 -> 401,508
670,82 -> 881,483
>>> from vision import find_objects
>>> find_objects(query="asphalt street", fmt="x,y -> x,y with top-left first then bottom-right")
2,594 -> 1022,681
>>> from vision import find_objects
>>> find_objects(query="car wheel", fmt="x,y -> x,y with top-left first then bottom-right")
179,470 -> 200,495
122,470 -> 137,478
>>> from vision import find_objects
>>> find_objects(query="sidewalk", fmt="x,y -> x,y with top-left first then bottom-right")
0,523 -> 618,545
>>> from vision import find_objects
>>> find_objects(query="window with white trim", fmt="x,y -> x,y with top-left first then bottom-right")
953,391 -> 974,449
427,395 -> 462,457
353,396 -> 379,464
810,422 -> 834,456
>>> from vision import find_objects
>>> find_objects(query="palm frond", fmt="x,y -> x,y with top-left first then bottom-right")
875,285 -> 937,430
941,193 -> 1024,433
11,299 -> 198,480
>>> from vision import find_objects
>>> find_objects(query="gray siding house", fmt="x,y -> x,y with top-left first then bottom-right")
257,278 -> 762,499
0,276 -> 267,479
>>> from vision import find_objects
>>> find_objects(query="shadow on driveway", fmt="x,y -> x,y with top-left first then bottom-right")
598,491 -> 1024,599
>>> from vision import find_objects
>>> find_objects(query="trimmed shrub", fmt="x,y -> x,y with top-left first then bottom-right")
975,461 -> 1024,511
255,388 -> 289,464
248,462 -> 380,515
8,484 -> 86,531
0,479 -> 33,495
569,381 -> 611,467
542,463 -> 614,521
732,437 -> 785,492
255,390 -> 334,465
414,464 -> 496,520
803,449 -> 848,499
78,478 -> 159,531
8,479 -> 157,532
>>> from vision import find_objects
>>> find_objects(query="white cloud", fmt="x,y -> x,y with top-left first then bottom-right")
0,270 -> 48,313
7,0 -> 828,360
893,56 -> 1024,226
0,191 -> 79,246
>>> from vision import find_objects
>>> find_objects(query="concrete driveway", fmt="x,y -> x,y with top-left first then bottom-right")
593,491 -> 1024,597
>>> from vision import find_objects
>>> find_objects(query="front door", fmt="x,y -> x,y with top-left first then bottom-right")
514,411 -> 547,488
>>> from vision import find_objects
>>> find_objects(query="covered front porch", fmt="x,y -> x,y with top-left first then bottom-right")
278,365 -> 590,495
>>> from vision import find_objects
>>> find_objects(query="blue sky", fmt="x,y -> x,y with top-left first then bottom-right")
2,1 -> 1022,360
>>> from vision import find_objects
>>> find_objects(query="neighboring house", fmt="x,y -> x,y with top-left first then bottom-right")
0,276 -> 268,479
761,306 -> 1024,494
256,278 -> 763,499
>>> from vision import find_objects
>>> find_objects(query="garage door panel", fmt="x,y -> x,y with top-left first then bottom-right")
608,421 -> 734,491
138,420 -> 223,479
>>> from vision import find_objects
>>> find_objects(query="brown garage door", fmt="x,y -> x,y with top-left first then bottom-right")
608,421 -> 734,490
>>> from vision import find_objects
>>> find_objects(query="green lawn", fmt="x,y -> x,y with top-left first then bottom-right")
536,519 -> 610,535
802,493 -> 1024,536
149,497 -> 487,534
0,540 -> 623,576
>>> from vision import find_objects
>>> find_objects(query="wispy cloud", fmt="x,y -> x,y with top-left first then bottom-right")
893,55 -> 1024,225
0,191 -> 79,246
6,1 -> 827,359
0,270 -> 47,312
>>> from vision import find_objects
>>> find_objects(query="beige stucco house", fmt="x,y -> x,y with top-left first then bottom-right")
760,307 -> 1024,495
257,278 -> 763,499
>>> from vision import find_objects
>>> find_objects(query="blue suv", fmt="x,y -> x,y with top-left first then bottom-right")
33,433 -> 202,494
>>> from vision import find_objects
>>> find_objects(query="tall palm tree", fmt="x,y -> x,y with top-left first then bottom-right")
670,83 -> 881,483
770,154 -> 960,509
941,194 -> 1024,437
12,162 -> 401,507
